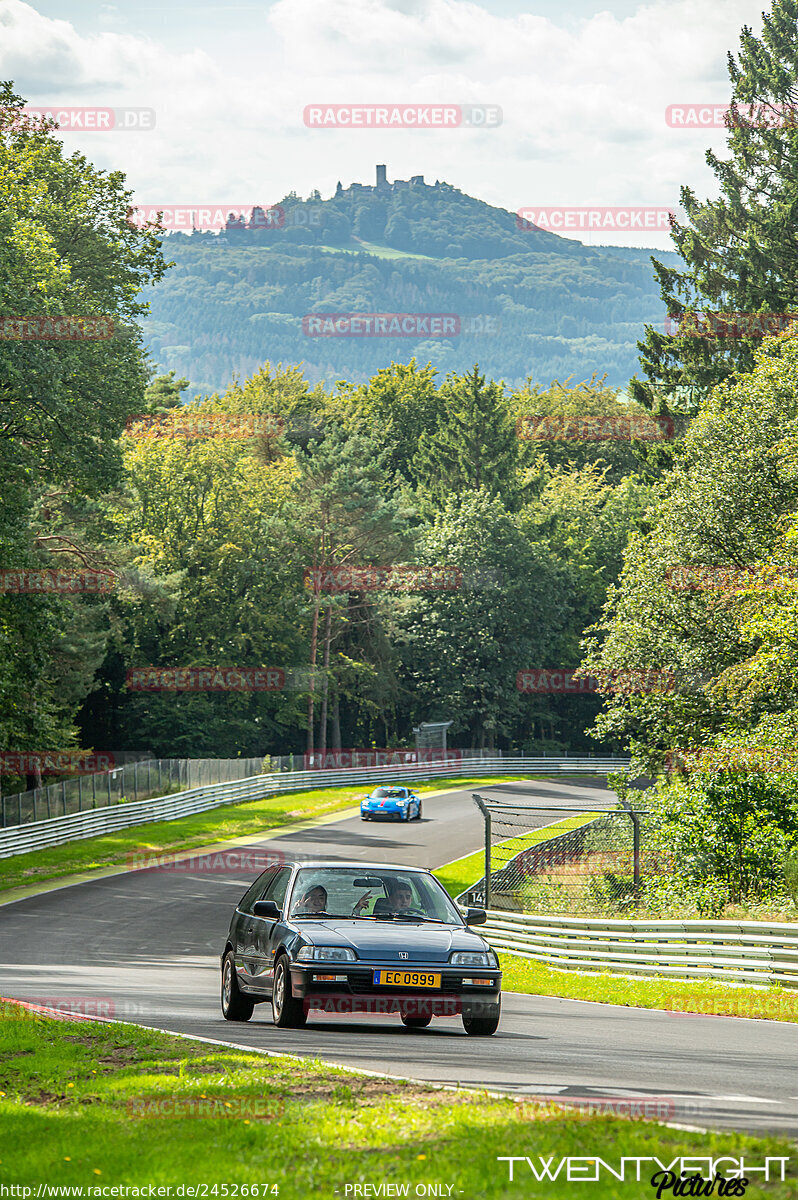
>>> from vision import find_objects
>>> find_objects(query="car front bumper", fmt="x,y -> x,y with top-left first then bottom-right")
289,963 -> 502,1018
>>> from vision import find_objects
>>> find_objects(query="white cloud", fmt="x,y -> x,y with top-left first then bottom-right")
0,0 -> 768,247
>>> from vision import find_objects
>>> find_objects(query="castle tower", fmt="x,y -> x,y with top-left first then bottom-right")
376,164 -> 387,188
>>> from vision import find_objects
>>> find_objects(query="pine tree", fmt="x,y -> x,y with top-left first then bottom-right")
633,0 -> 798,416
415,365 -> 519,508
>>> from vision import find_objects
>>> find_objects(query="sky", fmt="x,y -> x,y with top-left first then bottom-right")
0,0 -> 769,249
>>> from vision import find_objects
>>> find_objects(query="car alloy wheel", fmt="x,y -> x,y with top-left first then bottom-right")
272,955 -> 307,1028
221,951 -> 254,1022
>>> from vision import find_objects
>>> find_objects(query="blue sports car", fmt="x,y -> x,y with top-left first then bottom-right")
360,785 -> 422,822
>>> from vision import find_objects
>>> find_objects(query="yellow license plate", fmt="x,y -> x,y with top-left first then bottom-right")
374,970 -> 441,988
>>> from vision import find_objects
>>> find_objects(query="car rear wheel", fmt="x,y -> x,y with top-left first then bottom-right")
415,802 -> 423,820
462,1009 -> 500,1036
272,955 -> 307,1028
221,951 -> 254,1022
401,1014 -> 432,1029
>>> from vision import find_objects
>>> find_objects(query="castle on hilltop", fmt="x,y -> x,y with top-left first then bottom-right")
335,165 -> 431,198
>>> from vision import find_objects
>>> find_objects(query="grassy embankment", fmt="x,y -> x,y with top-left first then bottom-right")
0,1002 -> 793,1195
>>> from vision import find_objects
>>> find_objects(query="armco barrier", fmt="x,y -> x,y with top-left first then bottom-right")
0,757 -> 628,859
481,911 -> 798,987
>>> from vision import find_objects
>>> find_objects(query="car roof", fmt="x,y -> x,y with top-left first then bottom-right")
287,860 -> 432,873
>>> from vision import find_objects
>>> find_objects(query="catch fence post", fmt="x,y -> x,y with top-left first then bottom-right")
619,797 -> 641,899
472,793 -> 492,910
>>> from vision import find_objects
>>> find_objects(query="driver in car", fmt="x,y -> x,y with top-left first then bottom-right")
353,878 -> 418,915
387,880 -> 414,911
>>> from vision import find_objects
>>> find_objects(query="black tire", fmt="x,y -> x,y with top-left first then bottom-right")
401,1014 -> 432,1029
462,1008 -> 500,1036
221,951 -> 254,1022
272,955 -> 307,1028
415,802 -> 423,820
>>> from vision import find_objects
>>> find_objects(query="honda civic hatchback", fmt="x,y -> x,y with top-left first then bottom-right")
220,859 -> 501,1035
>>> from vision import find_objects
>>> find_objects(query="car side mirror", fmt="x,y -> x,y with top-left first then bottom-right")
465,907 -> 487,925
253,899 -> 281,919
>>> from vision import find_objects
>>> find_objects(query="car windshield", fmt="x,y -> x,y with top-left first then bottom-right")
288,867 -> 462,924
372,787 -> 405,798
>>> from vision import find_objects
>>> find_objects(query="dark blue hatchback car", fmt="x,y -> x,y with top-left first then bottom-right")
221,860 -> 501,1036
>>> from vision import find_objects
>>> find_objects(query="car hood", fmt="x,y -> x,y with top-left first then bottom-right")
295,919 -> 489,963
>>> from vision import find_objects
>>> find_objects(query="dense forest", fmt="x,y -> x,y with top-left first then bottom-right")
140,178 -> 680,395
7,0 -> 798,918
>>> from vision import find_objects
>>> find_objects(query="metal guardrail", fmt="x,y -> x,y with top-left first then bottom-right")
481,910 -> 798,987
0,756 -> 629,860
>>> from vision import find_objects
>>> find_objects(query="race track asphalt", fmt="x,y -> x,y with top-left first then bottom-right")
1,777 -> 796,1136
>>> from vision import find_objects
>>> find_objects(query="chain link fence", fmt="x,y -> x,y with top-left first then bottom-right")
462,794 -> 657,915
0,758 -> 264,827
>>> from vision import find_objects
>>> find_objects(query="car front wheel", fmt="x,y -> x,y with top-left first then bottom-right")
272,955 -> 307,1028
463,1000 -> 500,1036
221,951 -> 254,1022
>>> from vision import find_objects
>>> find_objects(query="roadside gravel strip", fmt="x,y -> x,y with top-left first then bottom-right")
2,779 -> 798,1137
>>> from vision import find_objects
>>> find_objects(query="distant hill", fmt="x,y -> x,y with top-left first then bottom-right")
140,169 -> 679,394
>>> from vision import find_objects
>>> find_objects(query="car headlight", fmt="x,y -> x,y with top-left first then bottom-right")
296,946 -> 356,962
450,951 -> 492,967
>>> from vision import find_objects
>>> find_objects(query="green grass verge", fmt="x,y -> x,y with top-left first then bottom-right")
0,776 -> 525,897
500,953 -> 798,1023
0,1003 -> 793,1195
317,239 -> 436,260
433,812 -> 601,899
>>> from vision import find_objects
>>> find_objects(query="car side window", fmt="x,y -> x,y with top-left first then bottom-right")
238,868 -> 278,914
262,867 -> 292,910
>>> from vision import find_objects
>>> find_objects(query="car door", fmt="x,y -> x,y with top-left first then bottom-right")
249,866 -> 293,994
234,868 -> 278,991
